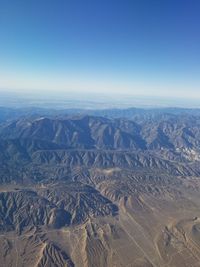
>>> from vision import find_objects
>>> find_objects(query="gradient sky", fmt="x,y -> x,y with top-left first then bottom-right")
0,0 -> 200,99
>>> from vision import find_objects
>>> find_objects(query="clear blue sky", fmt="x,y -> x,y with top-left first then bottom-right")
0,0 -> 200,99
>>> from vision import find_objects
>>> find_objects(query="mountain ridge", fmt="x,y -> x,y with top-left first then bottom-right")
1,110 -> 200,266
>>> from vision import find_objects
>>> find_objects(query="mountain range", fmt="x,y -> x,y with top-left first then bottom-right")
0,107 -> 200,266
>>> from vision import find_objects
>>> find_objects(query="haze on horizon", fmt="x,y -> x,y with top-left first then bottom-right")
0,0 -> 200,102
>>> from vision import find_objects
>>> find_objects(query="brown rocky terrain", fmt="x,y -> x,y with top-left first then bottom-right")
1,110 -> 200,266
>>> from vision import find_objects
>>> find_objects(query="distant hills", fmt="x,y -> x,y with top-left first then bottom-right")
1,111 -> 200,153
1,106 -> 200,123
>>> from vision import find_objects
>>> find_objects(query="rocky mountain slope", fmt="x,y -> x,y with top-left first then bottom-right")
1,110 -> 200,266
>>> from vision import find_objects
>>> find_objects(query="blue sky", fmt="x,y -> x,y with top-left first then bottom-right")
0,0 -> 200,99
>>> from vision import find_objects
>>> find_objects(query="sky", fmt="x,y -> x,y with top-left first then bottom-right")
0,0 -> 200,100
